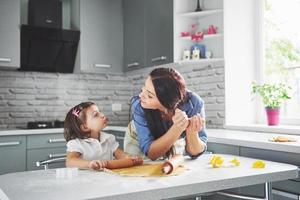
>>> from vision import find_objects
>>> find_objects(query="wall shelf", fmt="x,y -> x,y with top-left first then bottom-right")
180,33 -> 223,41
179,9 -> 223,18
177,57 -> 224,65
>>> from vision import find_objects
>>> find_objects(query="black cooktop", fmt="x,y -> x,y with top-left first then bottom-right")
27,120 -> 64,129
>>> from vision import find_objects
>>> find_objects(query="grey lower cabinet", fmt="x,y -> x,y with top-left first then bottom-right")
26,133 -> 66,170
240,147 -> 300,200
0,0 -> 20,69
0,136 -> 26,175
123,0 -> 173,71
207,142 -> 239,155
204,143 -> 300,200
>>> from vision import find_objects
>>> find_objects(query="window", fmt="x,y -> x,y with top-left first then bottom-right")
262,0 -> 300,125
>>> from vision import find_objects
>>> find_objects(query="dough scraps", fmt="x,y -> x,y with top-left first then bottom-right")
104,163 -> 186,177
269,136 -> 297,142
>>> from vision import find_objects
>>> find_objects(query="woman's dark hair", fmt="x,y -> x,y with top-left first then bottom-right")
64,102 -> 95,142
138,67 -> 187,157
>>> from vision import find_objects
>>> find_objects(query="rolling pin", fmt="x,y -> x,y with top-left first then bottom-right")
162,155 -> 184,174
106,157 -> 143,169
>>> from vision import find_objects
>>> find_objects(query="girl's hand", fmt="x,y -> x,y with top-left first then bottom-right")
186,114 -> 205,135
130,156 -> 143,165
88,160 -> 108,170
172,109 -> 189,131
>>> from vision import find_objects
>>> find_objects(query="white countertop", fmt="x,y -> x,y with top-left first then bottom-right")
0,154 -> 298,200
207,129 -> 300,154
0,126 -> 126,136
1,127 -> 300,154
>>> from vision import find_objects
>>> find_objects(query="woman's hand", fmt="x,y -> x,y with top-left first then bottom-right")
172,109 -> 189,132
88,160 -> 108,170
186,114 -> 205,135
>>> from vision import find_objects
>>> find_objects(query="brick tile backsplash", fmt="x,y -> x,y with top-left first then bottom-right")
0,60 -> 224,129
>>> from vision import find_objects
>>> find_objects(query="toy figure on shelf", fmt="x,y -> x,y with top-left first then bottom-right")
190,23 -> 198,35
191,32 -> 204,42
207,25 -> 217,34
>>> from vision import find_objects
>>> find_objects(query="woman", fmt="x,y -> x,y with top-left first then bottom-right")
124,67 -> 207,161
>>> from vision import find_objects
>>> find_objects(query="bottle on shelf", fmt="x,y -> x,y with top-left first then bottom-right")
191,43 -> 206,59
182,49 -> 191,60
192,47 -> 200,60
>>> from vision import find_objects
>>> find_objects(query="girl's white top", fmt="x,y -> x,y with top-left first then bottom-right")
66,132 -> 119,160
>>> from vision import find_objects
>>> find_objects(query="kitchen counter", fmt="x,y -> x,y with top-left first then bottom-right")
1,127 -> 300,154
207,129 -> 300,154
0,154 -> 298,200
0,126 -> 126,136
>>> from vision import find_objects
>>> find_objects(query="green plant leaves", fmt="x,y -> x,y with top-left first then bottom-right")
252,83 -> 291,108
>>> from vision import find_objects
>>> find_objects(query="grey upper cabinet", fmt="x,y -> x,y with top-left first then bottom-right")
123,0 -> 145,70
73,0 -> 123,73
0,0 -> 20,69
145,0 -> 173,67
123,0 -> 173,71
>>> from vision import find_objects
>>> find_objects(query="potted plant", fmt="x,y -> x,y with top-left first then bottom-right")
252,82 -> 291,125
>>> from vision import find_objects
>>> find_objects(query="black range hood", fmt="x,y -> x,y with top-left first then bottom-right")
20,0 -> 80,73
21,25 -> 80,73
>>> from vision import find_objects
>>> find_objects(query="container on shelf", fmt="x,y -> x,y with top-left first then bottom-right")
191,43 -> 206,58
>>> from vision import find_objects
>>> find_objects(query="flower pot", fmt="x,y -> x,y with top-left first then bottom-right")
265,107 -> 280,126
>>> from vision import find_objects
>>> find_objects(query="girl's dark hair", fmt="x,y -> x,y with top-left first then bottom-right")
64,102 -> 95,142
138,67 -> 187,157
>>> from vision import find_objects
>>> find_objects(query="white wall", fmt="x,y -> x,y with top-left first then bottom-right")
224,0 -> 261,125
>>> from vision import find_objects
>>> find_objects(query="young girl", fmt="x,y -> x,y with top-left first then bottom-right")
64,102 -> 137,170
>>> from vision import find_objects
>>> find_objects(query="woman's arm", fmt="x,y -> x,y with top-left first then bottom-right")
185,115 -> 206,156
147,109 -> 189,160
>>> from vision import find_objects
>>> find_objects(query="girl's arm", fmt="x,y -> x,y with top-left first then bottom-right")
147,109 -> 189,161
66,152 -> 107,170
66,151 -> 90,169
113,148 -> 129,159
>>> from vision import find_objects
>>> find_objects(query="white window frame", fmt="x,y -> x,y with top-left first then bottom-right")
258,0 -> 300,126
224,0 -> 300,134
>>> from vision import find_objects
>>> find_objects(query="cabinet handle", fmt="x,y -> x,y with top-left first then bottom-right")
272,188 -> 299,200
45,19 -> 53,23
0,141 -> 21,147
151,56 -> 167,62
48,153 -> 66,158
94,64 -> 111,68
0,58 -> 11,63
127,62 -> 139,68
115,136 -> 124,140
48,139 -> 65,143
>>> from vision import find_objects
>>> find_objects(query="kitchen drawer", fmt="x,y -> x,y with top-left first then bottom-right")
27,147 -> 66,170
273,180 -> 300,196
207,142 -> 239,155
0,135 -> 26,174
27,133 -> 66,149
